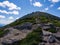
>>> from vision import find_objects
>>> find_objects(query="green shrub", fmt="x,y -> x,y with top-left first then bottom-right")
20,27 -> 43,45
0,30 -> 9,37
48,28 -> 57,33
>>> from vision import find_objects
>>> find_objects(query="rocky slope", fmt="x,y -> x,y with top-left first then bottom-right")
0,11 -> 60,45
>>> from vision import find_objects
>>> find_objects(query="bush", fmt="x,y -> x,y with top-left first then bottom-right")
48,28 -> 57,33
20,27 -> 43,45
0,30 -> 9,37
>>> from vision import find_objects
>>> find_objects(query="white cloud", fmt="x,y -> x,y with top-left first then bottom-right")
45,7 -> 49,11
58,7 -> 60,10
33,2 -> 42,7
0,19 -> 14,25
0,10 -> 8,14
49,0 -> 60,3
16,17 -> 20,19
9,16 -> 14,20
0,1 -> 21,15
0,1 -> 21,10
0,10 -> 19,15
11,11 -> 19,15
50,4 -> 54,7
0,15 -> 5,18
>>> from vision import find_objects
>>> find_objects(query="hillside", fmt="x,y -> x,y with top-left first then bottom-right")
6,11 -> 60,27
0,11 -> 60,45
0,11 -> 60,28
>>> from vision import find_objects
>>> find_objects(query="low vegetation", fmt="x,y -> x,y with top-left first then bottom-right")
0,29 -> 9,37
19,27 -> 42,45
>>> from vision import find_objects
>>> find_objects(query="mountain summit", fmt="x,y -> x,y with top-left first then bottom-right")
4,11 -> 60,27
0,11 -> 60,45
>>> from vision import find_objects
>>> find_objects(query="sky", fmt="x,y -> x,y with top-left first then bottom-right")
0,0 -> 60,25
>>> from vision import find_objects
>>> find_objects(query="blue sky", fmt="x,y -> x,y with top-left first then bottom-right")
0,0 -> 60,25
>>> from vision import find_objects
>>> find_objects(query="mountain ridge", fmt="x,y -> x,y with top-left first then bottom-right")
0,11 -> 60,45
2,11 -> 60,28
